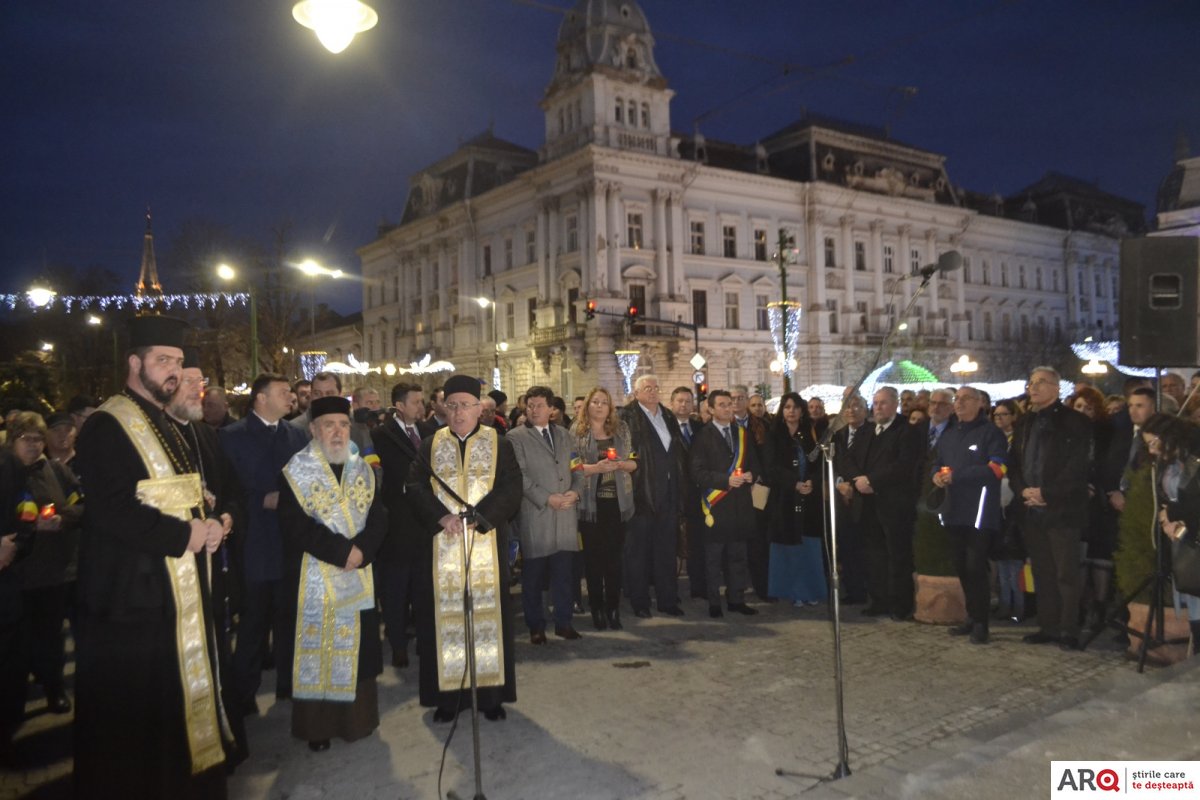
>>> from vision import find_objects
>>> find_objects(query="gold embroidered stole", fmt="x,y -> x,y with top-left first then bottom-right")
429,426 -> 505,691
101,395 -> 227,775
282,442 -> 376,702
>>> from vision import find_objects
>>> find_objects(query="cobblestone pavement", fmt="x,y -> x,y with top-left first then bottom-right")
4,593 -> 1195,800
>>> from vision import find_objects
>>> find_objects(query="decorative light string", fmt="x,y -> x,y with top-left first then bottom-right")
615,350 -> 641,396
300,351 -> 328,381
1,291 -> 250,313
492,366 -> 502,392
767,301 -> 802,384
1069,340 -> 1157,378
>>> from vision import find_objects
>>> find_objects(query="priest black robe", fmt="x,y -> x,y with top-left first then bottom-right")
277,463 -> 386,742
406,424 -> 523,713
74,390 -> 229,800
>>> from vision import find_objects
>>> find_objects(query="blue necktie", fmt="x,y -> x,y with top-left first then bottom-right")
542,427 -> 553,450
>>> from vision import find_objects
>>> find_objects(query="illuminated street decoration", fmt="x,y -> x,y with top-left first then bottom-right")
1070,340 -> 1156,378
767,301 -> 802,387
300,351 -> 328,381
2,291 -> 249,313
616,350 -> 640,395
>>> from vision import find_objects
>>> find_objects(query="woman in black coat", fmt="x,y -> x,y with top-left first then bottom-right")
765,393 -> 827,606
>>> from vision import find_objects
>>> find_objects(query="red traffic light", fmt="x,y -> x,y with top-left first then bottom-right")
627,304 -> 639,318
585,299 -> 597,320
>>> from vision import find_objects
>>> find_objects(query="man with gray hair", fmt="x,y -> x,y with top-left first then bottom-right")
1007,366 -> 1092,650
620,374 -> 688,617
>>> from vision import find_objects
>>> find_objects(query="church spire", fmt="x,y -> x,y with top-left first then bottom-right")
136,206 -> 163,298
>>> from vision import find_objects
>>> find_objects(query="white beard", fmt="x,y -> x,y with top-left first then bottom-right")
321,443 -> 349,465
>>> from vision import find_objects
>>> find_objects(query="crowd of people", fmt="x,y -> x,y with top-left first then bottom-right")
1,313 -> 1198,797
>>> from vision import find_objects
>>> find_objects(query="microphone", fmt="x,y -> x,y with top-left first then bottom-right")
917,250 -> 963,279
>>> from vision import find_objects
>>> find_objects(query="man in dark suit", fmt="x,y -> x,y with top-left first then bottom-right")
832,394 -> 869,605
371,382 -> 427,669
670,386 -> 706,599
219,373 -> 308,714
620,374 -> 688,618
1008,366 -> 1093,650
847,386 -> 920,619
730,385 -> 771,600
690,390 -> 761,618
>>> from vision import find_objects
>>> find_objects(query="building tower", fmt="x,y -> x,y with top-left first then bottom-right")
135,207 -> 163,299
540,0 -> 676,162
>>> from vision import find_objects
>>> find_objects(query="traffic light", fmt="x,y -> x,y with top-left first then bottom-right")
585,299 -> 596,321
696,381 -> 708,402
626,303 -> 639,321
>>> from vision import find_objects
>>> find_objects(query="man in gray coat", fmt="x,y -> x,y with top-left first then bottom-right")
508,386 -> 584,643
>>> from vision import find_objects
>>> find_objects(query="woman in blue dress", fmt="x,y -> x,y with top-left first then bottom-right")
765,393 -> 828,606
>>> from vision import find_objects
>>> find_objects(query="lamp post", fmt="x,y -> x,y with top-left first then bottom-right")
297,259 -> 342,341
292,0 -> 379,54
772,229 -> 801,394
217,263 -> 259,379
949,354 -> 978,376
476,282 -> 508,391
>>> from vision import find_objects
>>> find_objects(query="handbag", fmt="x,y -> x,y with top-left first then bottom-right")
1172,527 -> 1200,596
751,482 -> 770,511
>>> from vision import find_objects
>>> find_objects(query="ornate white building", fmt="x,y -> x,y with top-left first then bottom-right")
357,0 -> 1145,397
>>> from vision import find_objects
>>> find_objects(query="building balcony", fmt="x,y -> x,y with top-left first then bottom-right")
530,322 -> 581,347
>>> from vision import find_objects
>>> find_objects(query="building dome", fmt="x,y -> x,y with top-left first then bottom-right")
546,0 -> 666,96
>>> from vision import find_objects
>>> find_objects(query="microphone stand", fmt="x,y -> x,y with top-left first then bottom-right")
775,257 -> 951,788
390,425 -> 493,800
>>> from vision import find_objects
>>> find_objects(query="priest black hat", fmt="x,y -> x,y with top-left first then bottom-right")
311,395 -> 351,420
129,315 -> 188,349
182,346 -> 201,369
443,374 -> 481,399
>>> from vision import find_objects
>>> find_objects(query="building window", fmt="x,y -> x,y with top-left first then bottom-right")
962,256 -> 971,283
1112,275 -> 1118,298
484,304 -> 493,341
854,241 -> 866,271
428,292 -> 440,312
692,289 -> 708,327
753,228 -> 767,261
527,297 -> 537,331
910,249 -> 921,275
368,333 -> 375,362
393,274 -> 400,302
724,290 -> 740,329
824,237 -> 836,268
627,100 -> 636,127
1001,313 -> 1011,341
966,313 -> 974,340
723,225 -> 737,258
1053,317 -> 1063,342
690,220 -> 705,255
1000,262 -> 1009,287
856,300 -> 868,332
1094,273 -> 1103,297
1018,264 -> 1026,289
1020,314 -> 1030,341
1053,270 -> 1060,292
449,288 -> 458,325
482,245 -> 492,276
504,237 -> 513,270
884,245 -> 894,274
614,97 -> 623,124
627,212 -> 644,249
629,284 -> 646,333
641,102 -> 650,128
526,229 -> 536,263
567,287 -> 579,324
982,260 -> 991,286
566,214 -> 578,252
505,302 -> 515,340
826,299 -> 838,334
983,312 -> 993,341
755,294 -> 770,330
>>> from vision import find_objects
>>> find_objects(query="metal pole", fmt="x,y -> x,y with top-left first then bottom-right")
249,287 -> 259,378
776,229 -> 791,395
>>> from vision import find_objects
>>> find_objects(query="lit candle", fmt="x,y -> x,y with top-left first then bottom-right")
40,503 -> 56,519
606,447 -> 618,461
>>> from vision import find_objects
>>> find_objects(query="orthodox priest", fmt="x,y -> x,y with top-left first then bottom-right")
277,396 -> 386,752
74,316 -> 232,799
407,374 -> 522,723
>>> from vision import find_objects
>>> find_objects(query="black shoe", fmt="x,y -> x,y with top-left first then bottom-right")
433,707 -> 458,723
591,609 -> 607,630
46,691 -> 72,715
308,740 -> 331,752
861,605 -> 888,617
634,608 -> 652,619
659,606 -> 685,617
483,705 -> 506,721
529,629 -> 547,645
709,605 -> 723,618
606,609 -> 622,630
728,603 -> 758,616
554,625 -> 582,640
969,627 -> 989,645
1022,630 -> 1057,645
949,622 -> 974,636
392,650 -> 409,669
240,699 -> 260,717
1059,635 -> 1081,651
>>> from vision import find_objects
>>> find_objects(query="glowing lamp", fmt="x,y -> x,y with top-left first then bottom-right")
292,0 -> 378,54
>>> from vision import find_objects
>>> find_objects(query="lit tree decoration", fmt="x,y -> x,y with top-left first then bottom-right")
492,367 -> 502,392
615,350 -> 641,396
767,301 -> 802,387
300,351 -> 328,381
2,291 -> 249,313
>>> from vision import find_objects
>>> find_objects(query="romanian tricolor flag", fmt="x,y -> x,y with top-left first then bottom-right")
16,492 -> 37,523
569,452 -> 583,472
701,425 -> 746,528
361,445 -> 381,469
1019,559 -> 1035,594
987,455 -> 1007,481
67,490 -> 83,506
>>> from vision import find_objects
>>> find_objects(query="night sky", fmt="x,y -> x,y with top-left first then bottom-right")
3,0 -> 1198,312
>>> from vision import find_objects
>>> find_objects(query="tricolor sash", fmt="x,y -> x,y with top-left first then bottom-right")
701,424 -> 747,528
428,426 -> 506,692
283,441 -> 376,702
101,394 -> 229,775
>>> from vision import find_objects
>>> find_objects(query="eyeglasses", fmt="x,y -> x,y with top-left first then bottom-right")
445,401 -> 480,413
1027,378 -> 1056,388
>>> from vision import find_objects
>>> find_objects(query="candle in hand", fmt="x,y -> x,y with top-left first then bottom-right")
606,447 -> 618,461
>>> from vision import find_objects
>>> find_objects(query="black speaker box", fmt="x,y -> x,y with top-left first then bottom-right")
1119,236 -> 1200,367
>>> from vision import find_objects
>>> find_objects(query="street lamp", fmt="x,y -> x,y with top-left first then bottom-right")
295,260 -> 341,339
217,263 -> 259,379
949,354 -> 978,375
292,0 -> 379,54
27,285 -> 55,309
40,342 -> 54,352
476,283 -> 507,390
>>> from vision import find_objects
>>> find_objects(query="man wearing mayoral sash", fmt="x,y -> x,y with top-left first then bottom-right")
74,315 -> 232,799
277,395 -> 386,752
407,374 -> 522,723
